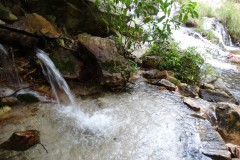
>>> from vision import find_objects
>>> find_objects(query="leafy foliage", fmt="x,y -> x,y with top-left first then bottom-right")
95,0 -> 198,49
146,42 -> 204,83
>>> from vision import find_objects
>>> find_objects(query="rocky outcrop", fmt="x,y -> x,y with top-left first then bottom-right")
4,0 -> 108,36
141,56 -> 161,68
49,48 -> 83,79
178,84 -> 199,97
216,103 -> 240,145
78,33 -> 135,88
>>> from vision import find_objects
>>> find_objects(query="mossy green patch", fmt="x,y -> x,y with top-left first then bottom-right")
49,53 -> 75,74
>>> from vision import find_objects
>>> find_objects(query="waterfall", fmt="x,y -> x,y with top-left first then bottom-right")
202,17 -> 233,47
36,49 -> 78,108
0,44 -> 22,88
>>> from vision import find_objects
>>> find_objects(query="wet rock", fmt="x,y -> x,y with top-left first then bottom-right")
142,69 -> 172,79
0,106 -> 11,116
184,97 -> 217,124
0,97 -> 19,106
201,83 -> 215,90
0,130 -> 40,151
49,48 -> 83,79
197,119 -> 231,160
178,84 -> 199,97
226,143 -> 240,159
154,79 -> 176,91
185,19 -> 199,27
216,103 -> 240,145
199,89 -> 235,103
141,56 -> 161,68
16,93 -> 40,103
226,54 -> 240,64
183,97 -> 201,111
0,3 -> 18,21
10,13 -> 60,38
78,33 -> 135,88
166,76 -> 180,85
213,78 -> 230,94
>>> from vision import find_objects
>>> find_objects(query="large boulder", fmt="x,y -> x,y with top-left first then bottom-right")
78,33 -> 135,88
141,56 -> 161,68
216,103 -> 240,145
49,48 -> 84,79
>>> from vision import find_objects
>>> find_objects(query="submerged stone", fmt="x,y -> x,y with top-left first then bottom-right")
0,106 -> 11,116
16,93 -> 40,103
0,130 -> 40,151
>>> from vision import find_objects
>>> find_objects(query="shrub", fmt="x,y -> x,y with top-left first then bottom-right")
146,41 -> 204,84
94,0 -> 198,50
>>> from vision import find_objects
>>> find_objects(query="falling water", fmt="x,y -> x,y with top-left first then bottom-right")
0,44 -> 22,88
36,49 -> 78,107
36,49 -> 116,136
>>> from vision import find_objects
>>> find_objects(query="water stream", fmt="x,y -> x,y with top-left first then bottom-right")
1,4 -> 240,160
172,17 -> 240,101
0,44 -> 22,88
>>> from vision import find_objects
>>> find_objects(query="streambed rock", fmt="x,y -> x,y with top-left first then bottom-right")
184,97 -> 217,125
216,103 -> 240,145
78,33 -> 135,88
0,130 -> 40,151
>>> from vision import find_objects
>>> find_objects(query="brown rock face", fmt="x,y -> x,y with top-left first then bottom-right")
141,56 -> 161,68
78,33 -> 135,88
216,103 -> 240,145
10,13 -> 60,38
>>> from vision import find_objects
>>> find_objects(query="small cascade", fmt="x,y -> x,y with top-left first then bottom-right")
36,49 -> 78,108
202,17 -> 233,47
0,44 -> 22,88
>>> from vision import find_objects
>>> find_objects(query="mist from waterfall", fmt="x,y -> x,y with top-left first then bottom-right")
36,49 -> 117,136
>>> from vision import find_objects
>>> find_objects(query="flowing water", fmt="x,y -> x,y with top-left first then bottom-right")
0,84 -> 216,160
1,5 -> 240,160
0,44 -> 22,88
172,17 -> 240,101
